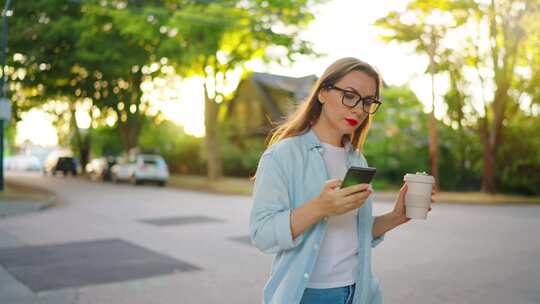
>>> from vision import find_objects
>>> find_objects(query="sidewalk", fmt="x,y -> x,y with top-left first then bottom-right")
373,190 -> 540,205
0,201 -> 52,218
0,179 -> 57,218
167,174 -> 540,205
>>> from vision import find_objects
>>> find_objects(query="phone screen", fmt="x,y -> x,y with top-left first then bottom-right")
341,166 -> 376,188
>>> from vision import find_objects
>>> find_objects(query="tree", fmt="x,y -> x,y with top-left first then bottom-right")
74,2 -> 165,153
8,0 -> 318,180
163,1 -> 317,180
6,1 -> 82,116
375,0 -> 472,188
447,0 -> 540,193
7,0 -> 93,167
475,0 -> 539,193
365,85 -> 429,186
377,0 -> 540,193
8,1 -> 171,168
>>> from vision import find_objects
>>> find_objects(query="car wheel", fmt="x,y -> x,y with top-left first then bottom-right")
158,181 -> 166,187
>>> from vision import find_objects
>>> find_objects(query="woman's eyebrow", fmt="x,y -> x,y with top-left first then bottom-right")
343,86 -> 361,94
344,86 -> 376,97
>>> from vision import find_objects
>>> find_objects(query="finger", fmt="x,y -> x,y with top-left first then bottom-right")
342,203 -> 362,212
343,190 -> 371,204
339,183 -> 370,196
325,179 -> 342,190
343,198 -> 367,211
399,184 -> 408,199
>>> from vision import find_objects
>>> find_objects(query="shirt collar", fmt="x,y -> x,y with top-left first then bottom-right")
301,128 -> 354,153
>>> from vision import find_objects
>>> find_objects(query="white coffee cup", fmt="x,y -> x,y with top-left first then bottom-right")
403,172 -> 435,220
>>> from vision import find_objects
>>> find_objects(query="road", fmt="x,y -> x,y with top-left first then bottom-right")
0,172 -> 539,304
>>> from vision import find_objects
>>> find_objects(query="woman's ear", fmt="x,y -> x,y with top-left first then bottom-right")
318,88 -> 327,104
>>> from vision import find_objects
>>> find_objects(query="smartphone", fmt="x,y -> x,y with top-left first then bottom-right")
341,166 -> 376,189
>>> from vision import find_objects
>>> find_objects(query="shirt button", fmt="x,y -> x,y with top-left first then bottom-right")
304,273 -> 309,279
314,244 -> 318,250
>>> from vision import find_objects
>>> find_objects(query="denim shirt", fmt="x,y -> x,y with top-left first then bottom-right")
250,129 -> 385,304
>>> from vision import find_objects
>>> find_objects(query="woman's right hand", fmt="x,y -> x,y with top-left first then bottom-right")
315,179 -> 372,217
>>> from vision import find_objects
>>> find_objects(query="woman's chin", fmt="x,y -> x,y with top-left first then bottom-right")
339,127 -> 354,136
342,123 -> 357,133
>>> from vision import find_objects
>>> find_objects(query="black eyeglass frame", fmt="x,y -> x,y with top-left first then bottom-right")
326,84 -> 382,114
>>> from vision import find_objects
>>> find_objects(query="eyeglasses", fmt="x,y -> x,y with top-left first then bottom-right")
327,85 -> 382,114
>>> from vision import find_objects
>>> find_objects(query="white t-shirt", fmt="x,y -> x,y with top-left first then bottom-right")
307,142 -> 359,289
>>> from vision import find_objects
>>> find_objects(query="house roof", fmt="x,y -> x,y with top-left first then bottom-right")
251,72 -> 318,101
225,72 -> 318,126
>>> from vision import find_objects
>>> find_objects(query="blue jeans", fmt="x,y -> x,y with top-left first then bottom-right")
300,284 -> 355,304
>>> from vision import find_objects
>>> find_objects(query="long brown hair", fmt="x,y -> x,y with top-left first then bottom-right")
267,57 -> 383,151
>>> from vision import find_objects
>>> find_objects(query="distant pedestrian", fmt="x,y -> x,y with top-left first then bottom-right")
249,57 -> 435,304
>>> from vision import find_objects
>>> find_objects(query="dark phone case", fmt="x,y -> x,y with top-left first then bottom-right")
341,166 -> 376,188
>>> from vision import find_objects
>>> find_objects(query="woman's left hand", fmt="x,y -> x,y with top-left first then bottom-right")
392,183 -> 437,224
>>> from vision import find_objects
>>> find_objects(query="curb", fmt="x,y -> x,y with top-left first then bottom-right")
0,180 -> 58,218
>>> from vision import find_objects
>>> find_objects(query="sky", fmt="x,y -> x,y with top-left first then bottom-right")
15,0 -> 448,146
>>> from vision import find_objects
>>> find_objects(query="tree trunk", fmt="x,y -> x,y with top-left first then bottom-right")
481,138 -> 496,194
117,74 -> 144,153
79,132 -> 91,173
428,55 -> 439,189
458,124 -> 467,184
204,85 -> 223,181
70,107 -> 91,174
479,0 -> 522,194
480,80 -> 509,194
117,115 -> 143,152
428,109 -> 439,188
479,115 -> 495,193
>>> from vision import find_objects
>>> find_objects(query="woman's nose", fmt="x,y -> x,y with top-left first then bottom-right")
350,105 -> 363,115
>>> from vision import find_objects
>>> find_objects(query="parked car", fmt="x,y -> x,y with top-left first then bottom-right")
5,155 -> 42,171
43,156 -> 78,176
85,156 -> 117,181
111,154 -> 169,186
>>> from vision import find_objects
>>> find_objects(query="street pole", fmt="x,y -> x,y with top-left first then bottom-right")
0,0 -> 13,192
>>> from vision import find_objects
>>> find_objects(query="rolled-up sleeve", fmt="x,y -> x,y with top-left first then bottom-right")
250,152 -> 304,254
359,153 -> 385,248
371,231 -> 385,248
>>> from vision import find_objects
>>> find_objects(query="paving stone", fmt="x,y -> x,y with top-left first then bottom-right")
0,238 -> 201,292
140,215 -> 225,227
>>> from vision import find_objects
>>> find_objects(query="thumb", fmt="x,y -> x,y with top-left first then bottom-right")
399,184 -> 408,201
325,179 -> 342,190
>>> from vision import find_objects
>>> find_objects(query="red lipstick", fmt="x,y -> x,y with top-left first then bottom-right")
345,118 -> 358,126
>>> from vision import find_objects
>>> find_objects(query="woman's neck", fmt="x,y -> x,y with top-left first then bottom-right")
312,121 -> 343,147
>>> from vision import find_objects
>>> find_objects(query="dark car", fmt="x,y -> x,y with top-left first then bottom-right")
55,157 -> 77,176
43,156 -> 77,176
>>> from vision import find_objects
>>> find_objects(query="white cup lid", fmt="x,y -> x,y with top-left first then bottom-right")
404,172 -> 435,184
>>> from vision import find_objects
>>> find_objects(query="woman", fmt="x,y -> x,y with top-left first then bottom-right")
249,57 -> 435,304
